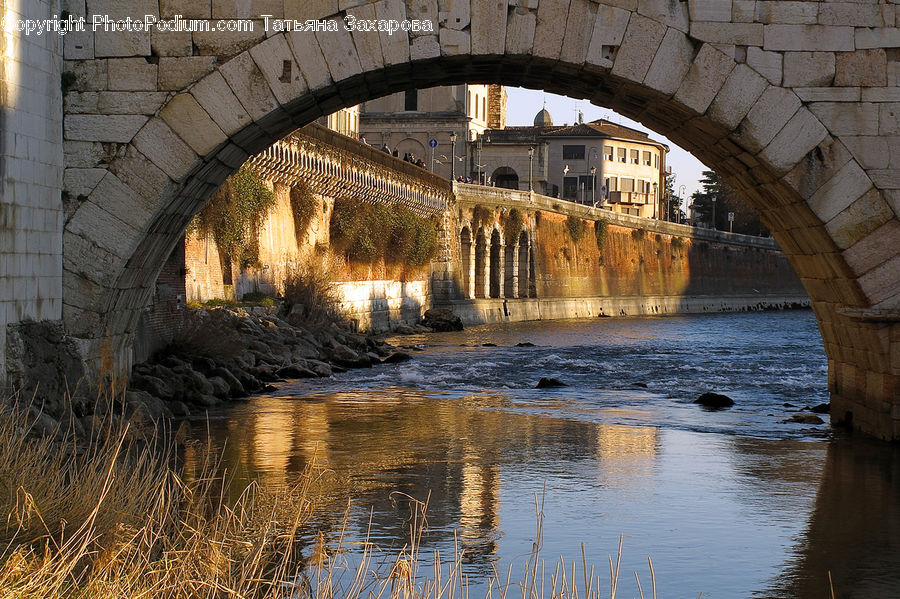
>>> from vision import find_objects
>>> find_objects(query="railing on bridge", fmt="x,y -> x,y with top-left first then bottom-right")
452,182 -> 778,251
246,123 -> 452,216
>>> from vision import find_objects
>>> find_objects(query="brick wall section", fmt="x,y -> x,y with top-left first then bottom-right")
133,240 -> 186,363
0,0 -> 64,382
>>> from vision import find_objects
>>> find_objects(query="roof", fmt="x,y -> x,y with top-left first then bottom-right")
533,108 -> 553,126
540,119 -> 668,149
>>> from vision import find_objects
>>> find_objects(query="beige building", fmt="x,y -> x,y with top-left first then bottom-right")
319,105 -> 360,139
358,84 -> 505,180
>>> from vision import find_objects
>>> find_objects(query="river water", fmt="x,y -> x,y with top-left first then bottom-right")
185,310 -> 900,598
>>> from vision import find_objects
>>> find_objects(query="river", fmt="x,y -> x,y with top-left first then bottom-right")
183,310 -> 900,598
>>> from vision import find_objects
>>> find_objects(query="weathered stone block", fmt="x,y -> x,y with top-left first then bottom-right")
783,52 -> 835,88
843,220 -> 900,277
532,0 -> 568,60
881,103 -> 900,134
560,0 -> 597,65
160,93 -> 227,156
64,92 -> 99,114
471,0 -> 506,56
637,0 -> 689,32
735,86 -> 801,153
506,7 -> 537,56
64,30 -> 94,60
746,46 -> 782,85
64,141 -> 108,168
841,136 -> 891,169
248,35 -> 308,104
755,1 -> 817,25
151,30 -> 193,57
64,114 -> 148,142
63,168 -> 106,197
708,63 -> 768,130
759,108 -> 828,174
219,52 -> 279,121
691,22 -> 762,46
688,0 -> 731,22
132,118 -> 200,181
819,3 -> 884,28
764,25 -> 855,52
611,13 -> 666,82
107,58 -> 157,91
158,56 -> 218,91
315,19 -> 363,82
858,254 -> 900,306
211,0 -> 282,19
190,71 -> 253,136
439,27 -> 470,56
825,189 -> 894,250
193,24 -> 266,56
808,159 -> 873,223
65,198 -> 139,260
108,146 -> 175,203
286,30 -> 332,91
643,28 -> 694,96
159,0 -> 210,18
674,44 -> 734,114
68,58 -> 108,91
411,35 -> 441,60
856,28 -> 900,50
375,0 -> 411,65
835,49 -> 887,87
795,87 -> 860,102
809,102 -> 880,136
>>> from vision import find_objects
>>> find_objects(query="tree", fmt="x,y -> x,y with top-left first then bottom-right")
663,172 -> 686,223
689,171 -> 769,236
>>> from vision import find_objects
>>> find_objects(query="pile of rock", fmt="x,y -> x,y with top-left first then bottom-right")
128,307 -> 401,419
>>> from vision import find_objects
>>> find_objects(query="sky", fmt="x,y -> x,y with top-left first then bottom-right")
504,87 -> 709,203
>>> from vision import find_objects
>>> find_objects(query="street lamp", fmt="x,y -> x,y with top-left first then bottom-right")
449,132 -> 457,180
590,165 -> 596,206
476,135 -> 484,185
528,146 -> 535,191
652,182 -> 658,219
711,196 -> 717,230
678,184 -> 686,223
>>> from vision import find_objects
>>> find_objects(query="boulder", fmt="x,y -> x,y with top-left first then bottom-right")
383,351 -> 413,364
810,403 -> 830,414
306,359 -> 334,377
124,389 -> 173,424
516,342 -> 536,347
210,367 -> 246,397
421,308 -> 463,332
330,343 -> 372,368
536,377 -> 567,388
694,392 -> 734,408
276,363 -> 318,379
130,373 -> 174,400
207,376 -> 231,397
785,413 -> 825,425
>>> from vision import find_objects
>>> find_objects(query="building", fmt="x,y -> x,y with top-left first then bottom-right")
358,84 -> 505,181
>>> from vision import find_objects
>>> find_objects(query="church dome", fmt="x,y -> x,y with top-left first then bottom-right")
533,108 -> 553,127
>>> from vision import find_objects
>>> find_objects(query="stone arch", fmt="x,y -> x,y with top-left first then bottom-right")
492,166 -> 520,190
489,227 -> 503,299
60,0 -> 900,437
395,138 -> 427,162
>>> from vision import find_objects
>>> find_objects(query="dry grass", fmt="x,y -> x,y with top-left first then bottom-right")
0,399 -> 728,599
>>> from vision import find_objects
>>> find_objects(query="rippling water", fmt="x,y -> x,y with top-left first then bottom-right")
185,311 -> 900,598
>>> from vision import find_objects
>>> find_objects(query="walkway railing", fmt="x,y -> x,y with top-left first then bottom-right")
247,123 -> 452,216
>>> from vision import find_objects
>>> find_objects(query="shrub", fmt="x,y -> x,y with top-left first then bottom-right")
188,165 -> 275,268
330,198 -> 439,267
501,208 -> 524,243
594,218 -> 608,250
289,179 -> 318,245
566,215 -> 586,243
282,256 -> 344,331
631,228 -> 645,240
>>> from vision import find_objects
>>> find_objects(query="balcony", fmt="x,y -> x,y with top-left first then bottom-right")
607,191 -> 649,205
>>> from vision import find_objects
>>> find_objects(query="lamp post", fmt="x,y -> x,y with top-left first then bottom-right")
652,182 -> 658,219
449,132 -> 457,180
528,146 -> 535,191
590,165 -> 596,206
711,196 -> 717,230
678,184 -> 685,223
476,135 -> 483,185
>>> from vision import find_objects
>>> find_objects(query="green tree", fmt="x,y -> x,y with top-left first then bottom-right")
689,171 -> 769,236
663,172 -> 686,223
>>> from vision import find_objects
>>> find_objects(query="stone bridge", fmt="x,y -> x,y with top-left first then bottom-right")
2,0 -> 899,438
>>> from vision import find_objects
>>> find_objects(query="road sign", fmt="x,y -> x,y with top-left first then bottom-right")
728,212 -> 735,221
429,138 -> 438,148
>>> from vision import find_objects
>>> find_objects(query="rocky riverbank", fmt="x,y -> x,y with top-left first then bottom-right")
126,305 -> 412,423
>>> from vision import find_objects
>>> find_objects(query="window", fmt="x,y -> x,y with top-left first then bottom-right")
617,147 -> 627,163
642,151 -> 651,165
482,97 -> 486,121
468,91 -> 472,116
563,176 -> 579,200
405,89 -> 417,111
630,149 -> 639,164
620,178 -> 635,193
653,154 -> 659,168
563,145 -> 586,160
604,176 -> 617,192
603,145 -> 614,161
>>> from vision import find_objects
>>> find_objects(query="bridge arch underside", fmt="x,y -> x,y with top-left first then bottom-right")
65,29 -> 899,438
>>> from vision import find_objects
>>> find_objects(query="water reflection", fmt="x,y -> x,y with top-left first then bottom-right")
181,313 -> 899,597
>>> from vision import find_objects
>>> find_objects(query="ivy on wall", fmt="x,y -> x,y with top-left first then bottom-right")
289,179 -> 318,246
188,165 -> 275,268
330,198 -> 438,267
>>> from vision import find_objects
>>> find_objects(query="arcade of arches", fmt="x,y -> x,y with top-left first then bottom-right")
5,0 -> 900,438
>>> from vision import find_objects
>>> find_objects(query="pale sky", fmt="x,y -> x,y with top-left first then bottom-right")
504,87 -> 709,203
